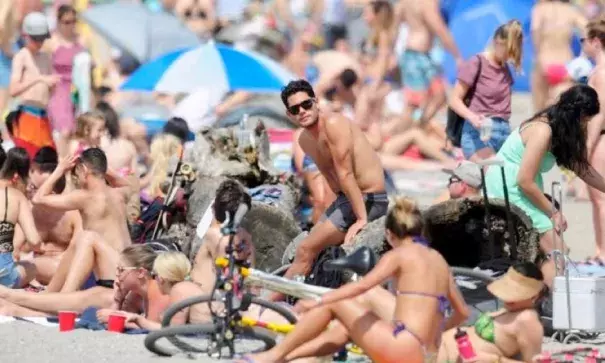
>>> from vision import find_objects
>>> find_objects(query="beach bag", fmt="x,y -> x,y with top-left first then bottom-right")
130,197 -> 165,244
446,55 -> 483,147
286,246 -> 347,305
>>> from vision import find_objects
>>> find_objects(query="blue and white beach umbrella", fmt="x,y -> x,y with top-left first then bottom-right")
120,42 -> 297,94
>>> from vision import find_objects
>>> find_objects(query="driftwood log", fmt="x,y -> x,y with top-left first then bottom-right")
170,121 -> 302,272
286,196 -> 541,268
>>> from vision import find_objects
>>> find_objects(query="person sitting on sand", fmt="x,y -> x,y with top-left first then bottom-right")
32,148 -> 134,292
241,197 -> 469,363
438,262 -> 545,363
190,178 -> 254,292
0,245 -> 159,316
14,147 -> 82,286
97,251 -> 207,330
0,147 -> 41,288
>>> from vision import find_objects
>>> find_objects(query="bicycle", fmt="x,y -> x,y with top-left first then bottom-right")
144,221 -> 377,359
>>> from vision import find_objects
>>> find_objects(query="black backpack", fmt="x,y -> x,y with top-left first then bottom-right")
287,246 -> 347,305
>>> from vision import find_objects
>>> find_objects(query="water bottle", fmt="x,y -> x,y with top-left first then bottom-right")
480,117 -> 493,142
455,328 -> 476,360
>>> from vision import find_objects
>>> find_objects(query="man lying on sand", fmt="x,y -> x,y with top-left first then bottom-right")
31,148 -> 134,292
15,147 -> 82,286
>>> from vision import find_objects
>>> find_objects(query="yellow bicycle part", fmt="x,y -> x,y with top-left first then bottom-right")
215,257 -> 250,277
240,316 -> 294,334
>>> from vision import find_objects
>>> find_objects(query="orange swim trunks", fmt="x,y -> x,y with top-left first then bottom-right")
12,105 -> 55,158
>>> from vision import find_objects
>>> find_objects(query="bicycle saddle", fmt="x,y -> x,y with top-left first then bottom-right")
323,247 -> 378,276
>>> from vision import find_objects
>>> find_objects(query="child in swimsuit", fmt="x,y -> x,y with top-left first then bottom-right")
67,111 -> 106,157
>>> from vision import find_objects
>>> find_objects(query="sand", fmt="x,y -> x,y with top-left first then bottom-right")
1,93 -> 604,362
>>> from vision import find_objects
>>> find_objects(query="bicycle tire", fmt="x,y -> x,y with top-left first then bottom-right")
144,323 -> 277,357
161,295 -> 298,327
157,294 -> 297,355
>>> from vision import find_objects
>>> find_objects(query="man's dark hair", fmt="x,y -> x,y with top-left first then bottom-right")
33,146 -> 58,165
280,79 -> 315,108
213,179 -> 252,223
339,68 -> 358,89
0,147 -> 30,182
95,101 -> 120,139
78,148 -> 107,176
163,117 -> 191,144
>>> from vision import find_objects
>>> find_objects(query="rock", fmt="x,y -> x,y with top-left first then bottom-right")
296,197 -> 541,268
168,121 -> 302,270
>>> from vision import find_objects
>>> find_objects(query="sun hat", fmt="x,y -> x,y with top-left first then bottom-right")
487,266 -> 545,303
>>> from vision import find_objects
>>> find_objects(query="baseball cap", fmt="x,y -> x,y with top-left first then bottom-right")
443,160 -> 482,189
22,12 -> 50,41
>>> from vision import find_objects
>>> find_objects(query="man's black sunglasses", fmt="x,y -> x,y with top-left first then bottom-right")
288,99 -> 314,115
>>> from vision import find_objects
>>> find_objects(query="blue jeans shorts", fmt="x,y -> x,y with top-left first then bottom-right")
460,117 -> 511,159
0,253 -> 21,288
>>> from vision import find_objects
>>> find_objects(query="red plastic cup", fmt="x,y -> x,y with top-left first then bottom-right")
107,314 -> 126,333
58,311 -> 77,332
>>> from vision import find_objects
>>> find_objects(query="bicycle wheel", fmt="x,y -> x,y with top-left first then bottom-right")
144,323 -> 277,358
156,294 -> 297,355
162,295 -> 298,327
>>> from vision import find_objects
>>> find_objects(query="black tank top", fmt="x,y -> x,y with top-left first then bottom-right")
0,187 -> 16,253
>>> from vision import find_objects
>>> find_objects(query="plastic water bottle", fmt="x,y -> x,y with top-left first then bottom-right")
480,117 -> 493,142
455,328 -> 476,360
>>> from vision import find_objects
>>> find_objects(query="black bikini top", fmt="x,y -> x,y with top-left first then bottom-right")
0,187 -> 16,254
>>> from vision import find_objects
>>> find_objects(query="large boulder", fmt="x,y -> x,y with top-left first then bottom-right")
296,197 -> 541,268
170,121 -> 302,271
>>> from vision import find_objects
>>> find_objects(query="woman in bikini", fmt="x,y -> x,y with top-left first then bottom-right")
241,197 -> 469,363
531,0 -> 587,110
0,147 -> 41,288
438,262 -> 545,363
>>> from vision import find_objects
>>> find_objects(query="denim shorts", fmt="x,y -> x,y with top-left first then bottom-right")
0,253 -> 21,288
460,117 -> 511,159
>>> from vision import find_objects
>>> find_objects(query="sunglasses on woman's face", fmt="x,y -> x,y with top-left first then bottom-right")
116,266 -> 138,275
61,18 -> 76,25
288,99 -> 315,115
448,176 -> 462,185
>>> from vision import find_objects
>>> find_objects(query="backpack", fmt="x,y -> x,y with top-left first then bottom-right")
286,246 -> 347,305
130,197 -> 165,244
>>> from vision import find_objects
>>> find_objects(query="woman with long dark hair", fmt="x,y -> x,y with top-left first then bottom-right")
484,84 -> 605,289
0,147 -> 41,287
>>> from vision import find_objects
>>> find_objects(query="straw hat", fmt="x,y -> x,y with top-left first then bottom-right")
487,267 -> 545,303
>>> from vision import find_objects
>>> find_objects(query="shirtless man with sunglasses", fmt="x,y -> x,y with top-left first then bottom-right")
270,79 -> 388,302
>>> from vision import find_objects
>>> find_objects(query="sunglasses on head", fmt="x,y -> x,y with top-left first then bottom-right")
288,99 -> 314,115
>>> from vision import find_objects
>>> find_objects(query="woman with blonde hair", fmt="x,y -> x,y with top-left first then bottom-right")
241,197 -> 469,363
449,20 -> 523,162
140,133 -> 182,202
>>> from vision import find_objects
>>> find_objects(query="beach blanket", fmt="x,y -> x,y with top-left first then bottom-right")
0,308 -> 148,334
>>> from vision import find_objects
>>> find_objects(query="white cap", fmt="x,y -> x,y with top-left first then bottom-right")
22,12 -> 50,38
443,161 -> 482,189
